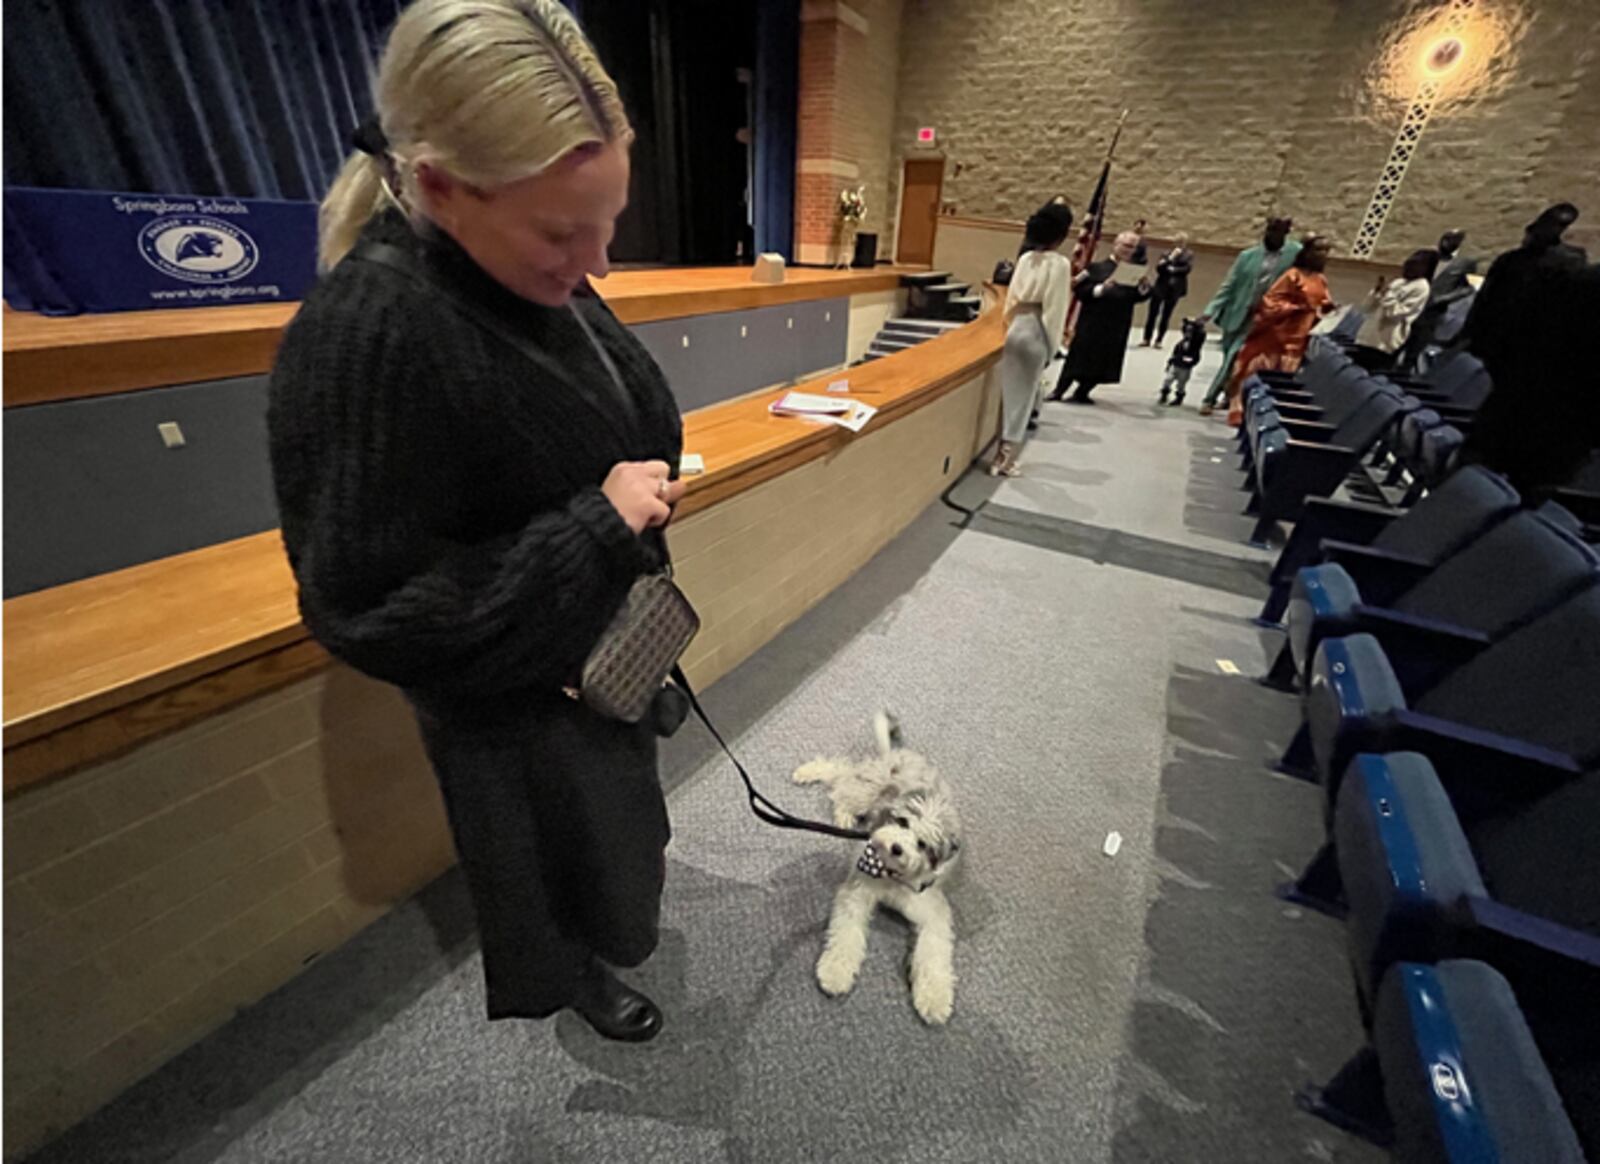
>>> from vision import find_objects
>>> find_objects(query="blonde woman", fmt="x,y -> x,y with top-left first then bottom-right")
993,202 -> 1074,476
268,0 -> 684,1043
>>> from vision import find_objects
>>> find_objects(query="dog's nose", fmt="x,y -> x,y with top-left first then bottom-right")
890,844 -> 903,857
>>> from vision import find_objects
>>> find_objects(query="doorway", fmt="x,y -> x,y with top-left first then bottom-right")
895,157 -> 945,266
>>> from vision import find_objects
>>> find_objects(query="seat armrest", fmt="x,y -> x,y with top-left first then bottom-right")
1347,606 -> 1492,696
1281,418 -> 1340,444
1319,540 -> 1433,605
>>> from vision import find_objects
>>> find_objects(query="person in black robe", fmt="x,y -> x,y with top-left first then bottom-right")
268,0 -> 684,1044
1049,230 -> 1153,404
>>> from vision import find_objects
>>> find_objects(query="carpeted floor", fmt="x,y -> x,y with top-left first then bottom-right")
26,341 -> 1383,1164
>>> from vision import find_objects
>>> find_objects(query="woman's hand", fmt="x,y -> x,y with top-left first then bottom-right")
602,460 -> 685,533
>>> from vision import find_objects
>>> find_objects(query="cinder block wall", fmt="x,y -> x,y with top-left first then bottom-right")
884,0 -> 1600,262
2,367 -> 998,1160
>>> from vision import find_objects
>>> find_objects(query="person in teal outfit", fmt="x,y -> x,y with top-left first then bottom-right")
1197,216 -> 1302,415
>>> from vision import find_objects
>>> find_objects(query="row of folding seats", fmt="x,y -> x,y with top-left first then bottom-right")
1233,339 -> 1497,548
1362,349 -> 1495,504
1234,343 -> 1416,546
1249,464 -> 1599,1159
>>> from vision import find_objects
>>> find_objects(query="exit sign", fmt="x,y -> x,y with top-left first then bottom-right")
916,127 -> 937,145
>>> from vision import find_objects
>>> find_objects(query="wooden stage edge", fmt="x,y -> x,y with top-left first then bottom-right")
2,264 -> 915,409
3,307 -> 1003,794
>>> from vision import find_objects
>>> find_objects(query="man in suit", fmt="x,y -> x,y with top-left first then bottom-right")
1048,230 -> 1152,404
1197,216 -> 1301,416
1397,228 -> 1477,370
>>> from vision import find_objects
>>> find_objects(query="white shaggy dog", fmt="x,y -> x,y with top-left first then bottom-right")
793,711 -> 962,1024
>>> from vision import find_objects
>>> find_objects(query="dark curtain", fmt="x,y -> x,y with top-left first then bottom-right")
579,0 -> 755,265
3,0 -> 403,200
753,0 -> 798,261
4,0 -> 780,266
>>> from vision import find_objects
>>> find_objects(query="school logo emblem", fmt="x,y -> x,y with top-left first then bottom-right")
138,215 -> 259,284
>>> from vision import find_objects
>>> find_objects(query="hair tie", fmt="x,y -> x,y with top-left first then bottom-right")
351,115 -> 390,158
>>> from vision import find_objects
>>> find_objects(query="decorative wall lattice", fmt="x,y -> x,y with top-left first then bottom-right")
1351,0 -> 1479,259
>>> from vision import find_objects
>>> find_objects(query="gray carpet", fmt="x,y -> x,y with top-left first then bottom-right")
26,350 -> 1382,1164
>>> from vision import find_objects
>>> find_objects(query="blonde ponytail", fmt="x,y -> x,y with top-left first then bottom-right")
317,0 -> 631,271
319,151 -> 392,271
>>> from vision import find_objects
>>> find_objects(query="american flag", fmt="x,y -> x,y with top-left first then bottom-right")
1069,160 -> 1111,278
1065,111 -> 1127,337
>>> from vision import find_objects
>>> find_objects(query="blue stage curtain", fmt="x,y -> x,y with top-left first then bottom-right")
2,0 -> 403,200
753,0 -> 798,261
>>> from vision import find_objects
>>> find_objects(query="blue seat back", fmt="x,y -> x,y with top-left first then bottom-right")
1468,773 -> 1600,939
1396,507 -> 1600,637
1332,391 -> 1408,453
1372,466 -> 1519,562
1417,586 -> 1600,766
1419,425 -> 1463,484
1400,408 -> 1442,463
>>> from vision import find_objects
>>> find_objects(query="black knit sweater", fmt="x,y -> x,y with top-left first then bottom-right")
268,211 -> 683,717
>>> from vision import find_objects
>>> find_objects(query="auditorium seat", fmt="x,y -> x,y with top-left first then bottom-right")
1332,752 -> 1599,1005
1244,388 -> 1412,547
1383,349 -> 1492,419
1280,585 -> 1600,806
1299,960 -> 1590,1161
1262,503 -> 1598,691
1256,465 -> 1521,626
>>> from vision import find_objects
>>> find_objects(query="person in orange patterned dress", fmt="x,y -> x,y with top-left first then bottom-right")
1225,233 -> 1336,424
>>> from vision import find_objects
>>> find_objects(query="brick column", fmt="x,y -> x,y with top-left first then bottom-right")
795,1 -> 900,266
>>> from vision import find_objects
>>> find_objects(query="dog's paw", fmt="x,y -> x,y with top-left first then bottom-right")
815,948 -> 860,997
792,759 -> 832,785
912,975 -> 954,1025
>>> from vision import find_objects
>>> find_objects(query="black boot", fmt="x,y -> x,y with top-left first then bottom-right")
572,960 -> 663,1043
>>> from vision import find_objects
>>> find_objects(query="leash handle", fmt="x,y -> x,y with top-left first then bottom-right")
671,668 -> 870,842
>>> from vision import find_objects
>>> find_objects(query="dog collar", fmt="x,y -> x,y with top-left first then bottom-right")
856,844 -> 934,892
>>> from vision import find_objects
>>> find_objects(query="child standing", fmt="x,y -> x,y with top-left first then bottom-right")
1159,316 -> 1206,406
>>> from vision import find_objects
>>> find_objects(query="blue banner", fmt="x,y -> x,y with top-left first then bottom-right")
3,187 -> 317,316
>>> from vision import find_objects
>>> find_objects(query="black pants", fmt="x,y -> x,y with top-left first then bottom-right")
1143,290 -> 1182,344
413,700 -> 668,1020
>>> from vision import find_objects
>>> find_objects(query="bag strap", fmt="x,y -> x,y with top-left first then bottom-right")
672,666 -> 869,842
352,239 -> 645,450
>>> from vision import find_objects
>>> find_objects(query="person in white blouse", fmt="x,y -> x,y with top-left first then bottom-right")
1353,248 -> 1437,366
994,202 -> 1074,477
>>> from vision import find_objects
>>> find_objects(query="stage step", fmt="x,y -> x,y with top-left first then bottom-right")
883,317 -> 961,339
920,282 -> 970,295
899,270 -> 954,287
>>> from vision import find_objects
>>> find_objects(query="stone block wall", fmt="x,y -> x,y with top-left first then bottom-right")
882,0 -> 1599,263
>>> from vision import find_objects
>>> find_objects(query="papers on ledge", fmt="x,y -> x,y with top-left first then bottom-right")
770,390 -> 879,434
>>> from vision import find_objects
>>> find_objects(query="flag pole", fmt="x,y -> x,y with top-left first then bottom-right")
1066,109 -> 1130,337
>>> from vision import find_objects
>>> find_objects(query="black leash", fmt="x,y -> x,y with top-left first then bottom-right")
672,667 -> 869,842
940,434 -> 1000,525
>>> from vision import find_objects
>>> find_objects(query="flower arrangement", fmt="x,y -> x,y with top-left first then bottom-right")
838,185 -> 867,223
